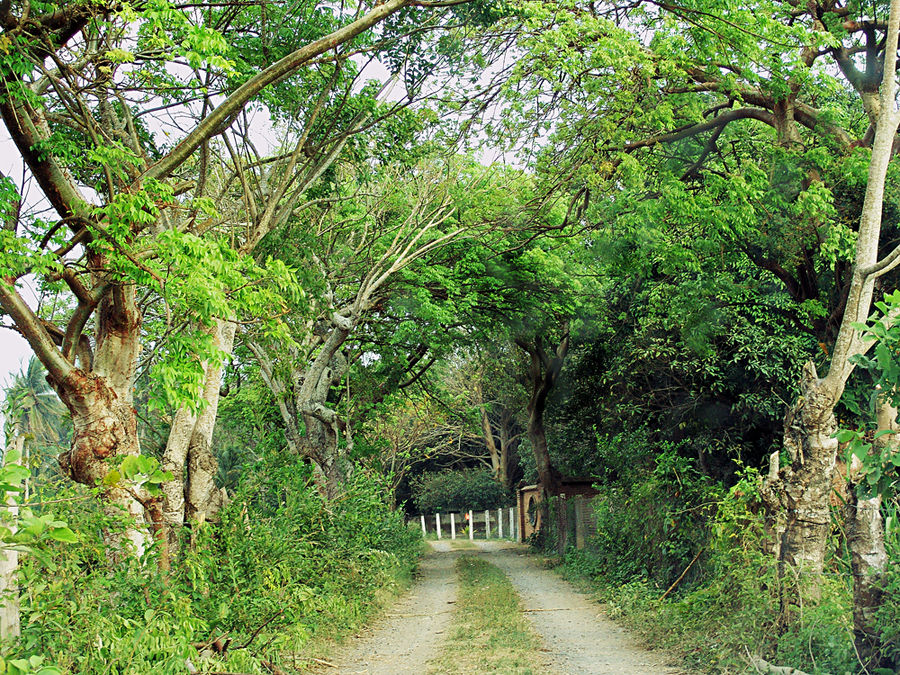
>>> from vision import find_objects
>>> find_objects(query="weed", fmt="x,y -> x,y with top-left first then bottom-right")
13,453 -> 421,673
427,556 -> 544,674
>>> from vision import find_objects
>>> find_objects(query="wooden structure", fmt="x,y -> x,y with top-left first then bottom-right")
517,479 -> 600,547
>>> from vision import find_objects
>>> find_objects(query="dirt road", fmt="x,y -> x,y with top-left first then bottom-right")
321,540 -> 686,674
318,541 -> 459,675
475,541 -> 683,674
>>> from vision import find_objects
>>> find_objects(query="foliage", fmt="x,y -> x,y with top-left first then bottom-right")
550,443 -> 722,587
560,469 -> 857,673
841,290 -> 900,498
875,500 -> 900,664
13,453 -> 420,673
1,358 -> 70,479
410,468 -> 513,513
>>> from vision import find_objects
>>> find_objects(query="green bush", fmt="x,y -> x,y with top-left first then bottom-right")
556,444 -> 721,588
560,467 -> 858,674
409,468 -> 512,513
14,452 -> 421,674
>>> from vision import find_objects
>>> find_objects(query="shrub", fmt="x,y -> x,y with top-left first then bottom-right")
560,466 -> 858,674
14,451 -> 421,673
409,468 -> 512,513
553,444 -> 721,588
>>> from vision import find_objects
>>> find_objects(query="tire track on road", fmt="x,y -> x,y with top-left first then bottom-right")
320,541 -> 458,674
474,541 -> 687,675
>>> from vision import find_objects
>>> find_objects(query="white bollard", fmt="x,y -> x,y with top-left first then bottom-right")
485,509 -> 491,539
436,513 -> 442,539
498,508 -> 503,538
450,512 -> 456,539
509,507 -> 515,541
469,510 -> 474,541
420,514 -> 426,537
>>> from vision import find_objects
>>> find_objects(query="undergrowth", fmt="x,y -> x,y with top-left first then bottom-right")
12,452 -> 421,674
557,465 -> 861,674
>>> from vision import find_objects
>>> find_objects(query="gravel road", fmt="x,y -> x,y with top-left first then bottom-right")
474,540 -> 686,674
320,540 -> 687,674
319,540 -> 459,674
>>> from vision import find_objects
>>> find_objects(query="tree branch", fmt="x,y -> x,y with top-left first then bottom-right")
0,282 -> 73,382
623,108 -> 776,152
140,0 -> 415,183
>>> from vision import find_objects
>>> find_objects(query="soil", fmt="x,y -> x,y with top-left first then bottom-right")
319,540 -> 689,674
316,540 -> 459,674
474,540 -> 686,674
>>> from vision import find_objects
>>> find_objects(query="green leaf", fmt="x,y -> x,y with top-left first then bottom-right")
120,455 -> 141,479
833,429 -> 858,443
48,527 -> 77,544
102,470 -> 121,486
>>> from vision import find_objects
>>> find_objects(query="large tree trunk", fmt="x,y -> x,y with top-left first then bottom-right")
843,399 -> 893,669
161,320 -> 235,551
298,327 -> 352,499
185,321 -> 235,522
251,323 -> 354,499
54,287 -> 152,560
515,328 -> 570,500
761,363 -> 838,600
763,0 -> 900,603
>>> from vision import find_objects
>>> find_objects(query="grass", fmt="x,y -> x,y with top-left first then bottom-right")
426,556 -> 546,675
556,549 -> 859,674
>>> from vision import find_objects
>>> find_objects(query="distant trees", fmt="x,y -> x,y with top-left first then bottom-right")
3,358 -> 69,480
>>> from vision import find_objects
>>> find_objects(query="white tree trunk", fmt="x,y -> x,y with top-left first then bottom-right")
185,320 -> 236,523
843,399 -> 893,667
161,319 -> 236,551
0,436 -> 23,639
763,0 -> 900,601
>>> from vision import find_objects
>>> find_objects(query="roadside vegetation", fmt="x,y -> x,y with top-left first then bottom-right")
556,468 -> 867,674
12,455 -> 420,673
3,0 -> 900,672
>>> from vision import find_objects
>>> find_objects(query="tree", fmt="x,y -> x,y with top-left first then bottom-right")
412,347 -> 525,489
2,357 -> 69,486
515,327 -> 569,496
760,0 -> 900,619
454,0 -> 900,607
0,0 -> 483,558
357,390 -> 452,507
246,157 -> 504,496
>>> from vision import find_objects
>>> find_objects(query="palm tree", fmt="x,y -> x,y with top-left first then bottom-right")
2,357 -> 70,487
